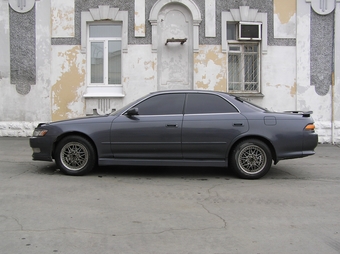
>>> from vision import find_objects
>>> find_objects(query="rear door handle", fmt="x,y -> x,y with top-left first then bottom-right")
166,124 -> 178,128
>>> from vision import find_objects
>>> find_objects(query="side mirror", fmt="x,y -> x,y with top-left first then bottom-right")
125,107 -> 139,116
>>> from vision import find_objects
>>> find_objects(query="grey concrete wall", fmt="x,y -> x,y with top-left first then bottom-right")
310,10 -> 334,96
9,7 -> 36,95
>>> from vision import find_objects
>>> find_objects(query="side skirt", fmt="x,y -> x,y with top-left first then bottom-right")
98,158 -> 228,168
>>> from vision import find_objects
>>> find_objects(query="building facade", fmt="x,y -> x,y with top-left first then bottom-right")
0,0 -> 339,143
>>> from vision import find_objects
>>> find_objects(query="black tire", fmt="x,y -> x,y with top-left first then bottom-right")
230,139 -> 272,179
54,135 -> 96,176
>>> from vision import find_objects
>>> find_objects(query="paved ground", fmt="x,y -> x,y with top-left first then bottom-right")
0,137 -> 340,254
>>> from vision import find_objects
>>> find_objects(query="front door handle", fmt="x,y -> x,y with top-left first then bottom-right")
233,123 -> 244,127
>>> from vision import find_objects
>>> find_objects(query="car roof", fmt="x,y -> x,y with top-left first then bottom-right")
149,89 -> 230,96
150,89 -> 223,93
148,89 -> 240,102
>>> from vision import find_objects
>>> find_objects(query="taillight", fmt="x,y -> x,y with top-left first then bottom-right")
304,123 -> 315,131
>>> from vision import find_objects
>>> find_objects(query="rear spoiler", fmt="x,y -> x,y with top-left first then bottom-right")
284,111 -> 313,117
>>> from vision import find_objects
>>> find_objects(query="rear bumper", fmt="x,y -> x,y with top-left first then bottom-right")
276,132 -> 318,162
303,132 -> 318,152
299,132 -> 318,158
29,136 -> 54,162
290,132 -> 319,159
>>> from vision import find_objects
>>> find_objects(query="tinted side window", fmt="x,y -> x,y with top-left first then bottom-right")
135,94 -> 185,115
185,94 -> 238,114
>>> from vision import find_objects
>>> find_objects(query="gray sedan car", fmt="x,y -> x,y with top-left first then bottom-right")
30,90 -> 318,179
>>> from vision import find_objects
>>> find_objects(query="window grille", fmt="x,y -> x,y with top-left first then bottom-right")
228,44 -> 260,93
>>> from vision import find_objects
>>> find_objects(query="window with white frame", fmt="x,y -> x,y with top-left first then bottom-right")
228,44 -> 260,92
227,22 -> 261,93
88,23 -> 122,85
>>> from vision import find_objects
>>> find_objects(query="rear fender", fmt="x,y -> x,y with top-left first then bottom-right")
228,135 -> 278,165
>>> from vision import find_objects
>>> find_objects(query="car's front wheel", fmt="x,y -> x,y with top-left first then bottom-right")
55,135 -> 96,176
230,139 -> 272,179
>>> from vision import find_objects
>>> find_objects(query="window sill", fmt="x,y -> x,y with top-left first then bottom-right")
83,85 -> 125,98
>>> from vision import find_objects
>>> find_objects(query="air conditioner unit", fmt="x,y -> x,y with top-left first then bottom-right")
238,22 -> 262,40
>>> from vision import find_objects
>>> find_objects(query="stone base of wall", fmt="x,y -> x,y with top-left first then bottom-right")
0,121 -> 339,143
0,121 -> 41,137
316,121 -> 340,144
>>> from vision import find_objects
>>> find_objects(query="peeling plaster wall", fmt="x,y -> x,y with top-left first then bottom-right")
123,45 -> 157,100
194,45 -> 226,92
51,46 -> 86,121
273,0 -> 296,38
51,0 -> 75,38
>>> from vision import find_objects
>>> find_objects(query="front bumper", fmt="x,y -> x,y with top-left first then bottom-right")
29,136 -> 54,162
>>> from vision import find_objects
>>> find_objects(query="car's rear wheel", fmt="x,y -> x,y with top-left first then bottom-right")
230,139 -> 272,179
55,135 -> 96,176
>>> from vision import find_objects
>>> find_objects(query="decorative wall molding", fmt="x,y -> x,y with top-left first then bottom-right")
221,6 -> 268,54
306,0 -> 340,15
9,1 -> 36,95
149,0 -> 202,52
81,5 -> 128,53
8,0 -> 35,13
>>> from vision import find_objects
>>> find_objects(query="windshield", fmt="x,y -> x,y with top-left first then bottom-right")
109,94 -> 150,116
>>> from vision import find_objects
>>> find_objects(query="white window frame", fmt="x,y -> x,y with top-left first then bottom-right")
87,23 -> 122,86
222,7 -> 267,95
81,6 -> 127,98
227,42 -> 261,93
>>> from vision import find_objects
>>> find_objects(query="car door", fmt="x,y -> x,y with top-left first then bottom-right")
182,93 -> 249,159
110,93 -> 185,159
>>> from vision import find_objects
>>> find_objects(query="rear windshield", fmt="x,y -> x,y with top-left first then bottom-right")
232,95 -> 269,112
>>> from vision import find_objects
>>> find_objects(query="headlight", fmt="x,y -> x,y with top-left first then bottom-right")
33,129 -> 48,137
